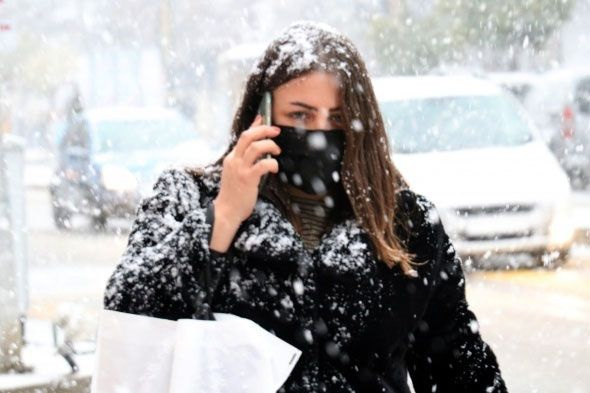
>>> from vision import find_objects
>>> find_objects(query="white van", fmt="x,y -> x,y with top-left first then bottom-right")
373,75 -> 573,268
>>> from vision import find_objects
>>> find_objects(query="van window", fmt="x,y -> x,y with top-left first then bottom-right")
93,116 -> 196,153
380,95 -> 534,153
59,117 -> 90,151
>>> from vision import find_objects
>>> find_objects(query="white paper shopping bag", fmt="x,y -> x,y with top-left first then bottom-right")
90,310 -> 301,393
169,313 -> 301,393
90,310 -> 177,393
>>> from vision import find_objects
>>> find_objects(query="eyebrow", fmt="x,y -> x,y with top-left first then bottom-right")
289,101 -> 341,112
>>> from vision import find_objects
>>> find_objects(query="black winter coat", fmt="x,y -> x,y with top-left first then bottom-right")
103,166 -> 508,393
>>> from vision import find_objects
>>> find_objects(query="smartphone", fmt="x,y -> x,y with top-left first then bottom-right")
259,91 -> 272,126
257,91 -> 272,192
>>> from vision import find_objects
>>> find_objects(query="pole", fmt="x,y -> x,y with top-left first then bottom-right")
0,128 -> 27,373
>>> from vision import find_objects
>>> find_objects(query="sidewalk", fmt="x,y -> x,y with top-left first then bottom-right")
0,319 -> 94,393
0,264 -> 109,392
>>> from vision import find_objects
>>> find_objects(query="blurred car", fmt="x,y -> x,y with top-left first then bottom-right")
373,75 -> 574,269
522,68 -> 590,190
50,107 -> 219,230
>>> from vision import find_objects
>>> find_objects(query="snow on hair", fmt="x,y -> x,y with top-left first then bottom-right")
251,21 -> 354,83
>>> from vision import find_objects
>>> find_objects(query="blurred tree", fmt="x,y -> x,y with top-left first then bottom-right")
0,31 -> 78,146
443,0 -> 576,70
370,0 -> 467,74
371,0 -> 576,74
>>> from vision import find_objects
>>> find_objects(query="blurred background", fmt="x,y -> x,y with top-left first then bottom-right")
1,0 -> 589,392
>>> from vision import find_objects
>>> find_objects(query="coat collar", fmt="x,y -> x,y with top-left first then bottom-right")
197,165 -> 377,273
232,197 -> 376,275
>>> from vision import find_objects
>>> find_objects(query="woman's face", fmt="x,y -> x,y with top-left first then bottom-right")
272,71 -> 344,130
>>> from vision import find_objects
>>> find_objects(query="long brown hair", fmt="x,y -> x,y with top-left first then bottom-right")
193,21 -> 416,274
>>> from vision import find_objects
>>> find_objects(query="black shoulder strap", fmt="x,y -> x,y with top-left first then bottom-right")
192,201 -> 225,320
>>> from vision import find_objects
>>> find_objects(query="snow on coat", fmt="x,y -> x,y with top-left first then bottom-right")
103,166 -> 508,393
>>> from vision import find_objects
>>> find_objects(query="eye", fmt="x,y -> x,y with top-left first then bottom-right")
329,114 -> 343,124
289,111 -> 308,121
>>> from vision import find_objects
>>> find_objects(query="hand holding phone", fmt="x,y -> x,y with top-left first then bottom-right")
210,114 -> 281,252
213,91 -> 279,225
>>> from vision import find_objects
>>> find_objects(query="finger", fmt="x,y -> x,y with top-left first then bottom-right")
234,125 -> 280,157
251,114 -> 262,128
243,139 -> 281,166
252,158 -> 279,178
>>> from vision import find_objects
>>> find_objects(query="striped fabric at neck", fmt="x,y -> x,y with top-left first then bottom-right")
288,193 -> 332,251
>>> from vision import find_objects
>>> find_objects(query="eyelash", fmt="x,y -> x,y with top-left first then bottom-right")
289,111 -> 308,120
289,112 -> 343,123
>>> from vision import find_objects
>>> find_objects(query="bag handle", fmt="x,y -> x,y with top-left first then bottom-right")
193,201 -> 223,320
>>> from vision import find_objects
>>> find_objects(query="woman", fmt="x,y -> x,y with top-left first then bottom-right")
104,21 -> 508,393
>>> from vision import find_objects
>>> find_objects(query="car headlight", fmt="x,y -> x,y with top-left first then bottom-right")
549,201 -> 574,247
101,165 -> 138,193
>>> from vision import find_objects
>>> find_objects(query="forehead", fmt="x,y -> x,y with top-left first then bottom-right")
274,71 -> 342,103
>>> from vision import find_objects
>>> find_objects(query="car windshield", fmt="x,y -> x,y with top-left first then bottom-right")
93,116 -> 197,152
380,95 -> 534,154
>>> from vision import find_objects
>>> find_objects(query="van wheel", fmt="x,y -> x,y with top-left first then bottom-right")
53,207 -> 71,230
570,175 -> 588,191
536,249 -> 569,269
91,213 -> 108,231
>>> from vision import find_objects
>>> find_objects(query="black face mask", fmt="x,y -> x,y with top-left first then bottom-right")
271,125 -> 346,196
